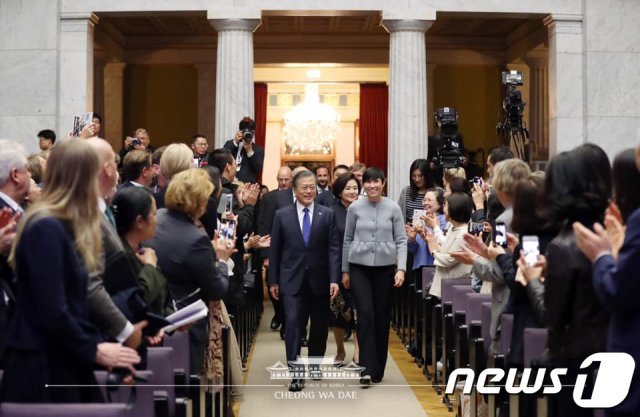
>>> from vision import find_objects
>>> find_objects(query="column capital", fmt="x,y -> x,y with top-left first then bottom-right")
208,10 -> 261,32
60,12 -> 99,26
543,14 -> 582,30
382,19 -> 434,34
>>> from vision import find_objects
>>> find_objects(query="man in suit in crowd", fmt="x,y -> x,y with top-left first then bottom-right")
268,170 -> 341,392
316,164 -> 349,207
0,139 -> 31,366
223,117 -> 265,184
258,166 -> 294,333
191,134 -> 210,167
87,138 -> 145,349
117,149 -> 153,191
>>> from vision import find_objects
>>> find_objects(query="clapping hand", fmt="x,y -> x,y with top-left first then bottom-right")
449,244 -> 477,265
405,224 -> 418,242
463,233 -> 489,258
516,252 -> 547,286
421,212 -> 439,230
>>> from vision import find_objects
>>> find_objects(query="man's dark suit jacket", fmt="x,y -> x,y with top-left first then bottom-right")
222,140 -> 264,184
3,217 -> 99,402
316,189 -> 335,207
0,197 -> 18,366
592,208 -> 640,414
268,204 -> 340,296
258,188 -> 294,257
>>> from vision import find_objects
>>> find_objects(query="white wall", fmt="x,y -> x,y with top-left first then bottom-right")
0,0 -> 60,153
584,0 -> 640,160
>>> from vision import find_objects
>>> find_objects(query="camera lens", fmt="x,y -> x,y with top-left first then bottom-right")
243,131 -> 253,142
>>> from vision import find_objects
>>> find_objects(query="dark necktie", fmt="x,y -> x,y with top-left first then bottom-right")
302,207 -> 311,245
104,206 -> 116,227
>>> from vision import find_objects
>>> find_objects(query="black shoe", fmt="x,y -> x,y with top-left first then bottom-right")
301,336 -> 308,347
359,375 -> 371,386
371,377 -> 382,384
270,316 -> 281,330
289,378 -> 304,392
280,325 -> 286,341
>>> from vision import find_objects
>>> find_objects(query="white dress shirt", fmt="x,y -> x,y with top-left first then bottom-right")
296,201 -> 314,233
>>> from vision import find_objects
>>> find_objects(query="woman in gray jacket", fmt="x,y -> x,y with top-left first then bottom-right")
342,167 -> 407,385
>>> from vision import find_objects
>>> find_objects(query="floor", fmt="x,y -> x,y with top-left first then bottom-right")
236,302 -> 454,417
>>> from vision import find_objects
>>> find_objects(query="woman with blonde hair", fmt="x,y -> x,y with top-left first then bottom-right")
149,168 -> 232,375
155,143 -> 196,209
1,140 -> 140,403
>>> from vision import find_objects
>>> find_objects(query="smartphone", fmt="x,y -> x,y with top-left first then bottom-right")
468,222 -> 484,235
493,221 -> 508,248
413,209 -> 426,229
522,235 -> 540,266
216,193 -> 233,215
217,219 -> 237,245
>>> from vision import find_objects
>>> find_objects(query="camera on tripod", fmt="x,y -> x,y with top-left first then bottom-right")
497,70 -> 526,133
432,107 -> 465,169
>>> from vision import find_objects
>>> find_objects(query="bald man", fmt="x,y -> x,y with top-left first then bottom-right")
86,138 -> 145,349
277,166 -> 293,191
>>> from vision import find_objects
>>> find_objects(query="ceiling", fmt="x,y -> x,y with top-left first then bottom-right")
98,12 -> 539,39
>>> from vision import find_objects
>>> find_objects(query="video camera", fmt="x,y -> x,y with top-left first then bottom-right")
498,70 -> 526,132
432,107 -> 465,169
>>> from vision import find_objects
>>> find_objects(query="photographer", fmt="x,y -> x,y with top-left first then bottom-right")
223,117 -> 264,184
119,128 -> 155,166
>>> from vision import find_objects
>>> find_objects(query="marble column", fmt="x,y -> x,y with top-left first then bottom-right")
544,14 -> 584,156
524,53 -> 549,162
103,62 -> 126,149
58,12 -> 98,136
194,64 -> 216,143
427,63 -> 437,136
382,19 -> 433,199
209,18 -> 261,148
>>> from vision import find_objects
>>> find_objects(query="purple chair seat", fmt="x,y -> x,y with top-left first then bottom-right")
441,277 -> 471,303
523,328 -> 548,367
464,293 -> 491,327
147,347 -> 176,416
94,370 -> 154,417
0,403 -> 130,417
164,330 -> 190,376
452,285 -> 474,314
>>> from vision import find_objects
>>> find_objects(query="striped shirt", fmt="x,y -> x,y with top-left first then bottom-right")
405,189 -> 425,223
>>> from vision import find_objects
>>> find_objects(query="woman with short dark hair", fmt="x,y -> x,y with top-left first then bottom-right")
342,167 -> 407,385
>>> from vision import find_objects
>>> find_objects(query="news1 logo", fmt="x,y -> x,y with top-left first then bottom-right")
446,352 -> 635,408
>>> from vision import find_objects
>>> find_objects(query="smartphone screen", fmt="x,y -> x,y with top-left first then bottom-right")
494,222 -> 507,247
522,235 -> 540,266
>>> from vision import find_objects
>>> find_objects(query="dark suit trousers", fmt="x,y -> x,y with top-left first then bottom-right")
350,263 -> 396,379
281,276 -> 330,364
264,266 -> 284,321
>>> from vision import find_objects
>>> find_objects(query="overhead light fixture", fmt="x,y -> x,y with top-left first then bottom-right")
306,69 -> 321,79
283,84 -> 341,156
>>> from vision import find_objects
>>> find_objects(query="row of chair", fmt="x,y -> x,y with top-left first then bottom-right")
391,266 -> 550,416
0,288 -> 264,417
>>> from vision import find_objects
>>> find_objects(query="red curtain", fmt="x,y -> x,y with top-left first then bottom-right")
254,82 -> 268,183
359,84 -> 388,173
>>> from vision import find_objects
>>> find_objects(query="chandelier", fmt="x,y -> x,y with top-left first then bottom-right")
283,84 -> 341,155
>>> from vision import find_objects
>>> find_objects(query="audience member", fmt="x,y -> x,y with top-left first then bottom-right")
1,140 -> 140,403
37,129 -> 56,151
315,165 -> 331,194
192,134 -> 210,167
223,117 -> 265,183
119,150 -> 153,190
149,168 -> 232,374
398,159 -> 434,224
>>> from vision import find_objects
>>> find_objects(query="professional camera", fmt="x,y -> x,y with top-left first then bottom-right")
496,70 -> 529,161
432,107 -> 465,169
241,128 -> 254,143
131,138 -> 141,147
498,70 -> 526,132
238,116 -> 256,143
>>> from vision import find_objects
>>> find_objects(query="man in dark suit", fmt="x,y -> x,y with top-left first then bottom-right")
0,139 -> 31,366
258,167 -> 295,333
268,170 -> 340,392
117,149 -> 153,191
223,117 -> 264,184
